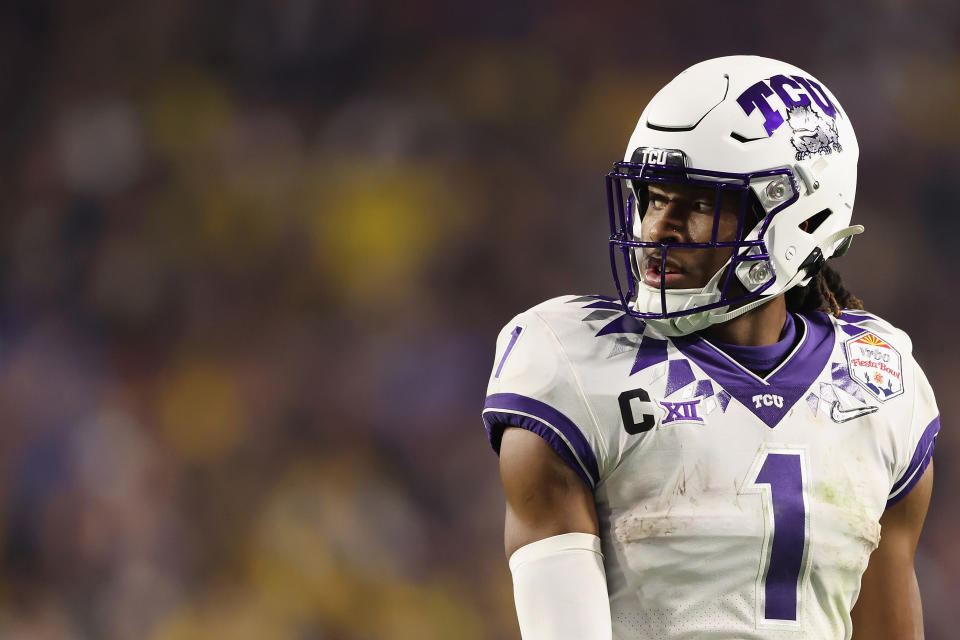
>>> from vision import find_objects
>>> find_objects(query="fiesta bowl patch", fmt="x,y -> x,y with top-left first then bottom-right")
845,332 -> 904,402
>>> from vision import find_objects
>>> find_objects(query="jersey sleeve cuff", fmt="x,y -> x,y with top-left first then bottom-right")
886,415 -> 940,509
482,392 -> 600,489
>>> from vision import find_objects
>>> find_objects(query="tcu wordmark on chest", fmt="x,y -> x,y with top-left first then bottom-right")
752,393 -> 785,409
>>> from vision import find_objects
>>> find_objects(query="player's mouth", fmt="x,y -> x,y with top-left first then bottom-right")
642,255 -> 687,287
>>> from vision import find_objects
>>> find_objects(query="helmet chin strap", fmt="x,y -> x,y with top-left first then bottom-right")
640,225 -> 865,336
704,270 -> 805,325
706,224 -> 865,326
630,266 -> 731,337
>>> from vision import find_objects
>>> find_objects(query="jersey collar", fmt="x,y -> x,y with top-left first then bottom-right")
671,312 -> 835,428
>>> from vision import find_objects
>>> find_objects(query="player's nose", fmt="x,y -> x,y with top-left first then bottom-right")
643,204 -> 688,243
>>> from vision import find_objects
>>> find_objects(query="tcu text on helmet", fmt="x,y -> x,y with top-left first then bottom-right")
639,148 -> 668,165
752,393 -> 784,409
737,75 -> 837,136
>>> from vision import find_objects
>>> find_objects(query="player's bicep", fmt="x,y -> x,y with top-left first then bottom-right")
851,462 -> 933,640
500,427 -> 599,558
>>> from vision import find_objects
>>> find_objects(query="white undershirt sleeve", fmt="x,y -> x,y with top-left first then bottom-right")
509,532 -> 613,640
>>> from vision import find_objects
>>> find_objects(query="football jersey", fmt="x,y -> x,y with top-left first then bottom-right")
483,295 -> 939,640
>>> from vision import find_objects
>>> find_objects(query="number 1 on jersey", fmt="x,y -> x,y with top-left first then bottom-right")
494,325 -> 525,378
744,448 -> 811,627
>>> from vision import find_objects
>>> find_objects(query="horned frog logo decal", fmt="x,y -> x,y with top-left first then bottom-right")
786,104 -> 842,161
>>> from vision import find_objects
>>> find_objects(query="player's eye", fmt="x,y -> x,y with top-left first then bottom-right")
648,193 -> 668,209
692,200 -> 714,213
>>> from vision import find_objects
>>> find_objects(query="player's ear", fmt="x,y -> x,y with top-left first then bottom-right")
799,220 -> 809,232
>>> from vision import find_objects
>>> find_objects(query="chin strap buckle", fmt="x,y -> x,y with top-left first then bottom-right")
799,246 -> 825,278
801,224 -> 865,281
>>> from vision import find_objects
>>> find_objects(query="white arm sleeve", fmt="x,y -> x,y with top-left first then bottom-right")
509,533 -> 612,640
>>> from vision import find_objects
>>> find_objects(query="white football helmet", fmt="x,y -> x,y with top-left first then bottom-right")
606,55 -> 862,336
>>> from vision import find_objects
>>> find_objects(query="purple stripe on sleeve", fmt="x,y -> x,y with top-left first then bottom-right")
494,325 -> 524,378
887,415 -> 940,509
482,393 -> 599,488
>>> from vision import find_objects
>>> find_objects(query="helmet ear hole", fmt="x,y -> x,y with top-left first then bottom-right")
800,208 -> 832,234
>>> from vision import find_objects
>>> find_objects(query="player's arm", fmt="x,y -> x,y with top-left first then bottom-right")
499,427 -> 612,640
850,462 -> 933,640
501,426 -> 598,554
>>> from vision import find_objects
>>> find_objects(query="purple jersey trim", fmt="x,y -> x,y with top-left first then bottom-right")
583,300 -> 624,311
630,337 -> 669,376
665,359 -> 697,397
837,311 -> 876,324
482,393 -> 599,489
712,313 -> 797,372
839,323 -> 863,337
672,312 -> 835,428
886,415 -> 940,509
595,313 -> 646,337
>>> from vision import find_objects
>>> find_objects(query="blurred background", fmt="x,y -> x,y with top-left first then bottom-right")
0,0 -> 956,638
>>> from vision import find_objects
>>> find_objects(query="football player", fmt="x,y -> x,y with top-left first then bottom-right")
483,56 -> 937,640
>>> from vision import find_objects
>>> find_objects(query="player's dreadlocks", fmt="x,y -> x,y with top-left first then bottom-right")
784,263 -> 863,317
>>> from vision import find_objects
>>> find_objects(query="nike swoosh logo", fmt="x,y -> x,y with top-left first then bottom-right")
830,401 -> 878,423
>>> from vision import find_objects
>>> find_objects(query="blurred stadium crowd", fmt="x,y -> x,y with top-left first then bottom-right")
0,1 -> 957,638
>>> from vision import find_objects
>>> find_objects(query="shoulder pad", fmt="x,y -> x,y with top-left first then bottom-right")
832,309 -> 913,355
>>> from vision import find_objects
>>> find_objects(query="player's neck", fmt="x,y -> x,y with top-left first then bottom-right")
702,297 -> 788,347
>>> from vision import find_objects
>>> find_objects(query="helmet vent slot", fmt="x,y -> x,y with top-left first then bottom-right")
729,131 -> 766,143
801,208 -> 832,234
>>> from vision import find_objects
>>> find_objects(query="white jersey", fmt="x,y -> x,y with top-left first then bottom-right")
483,295 -> 939,640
